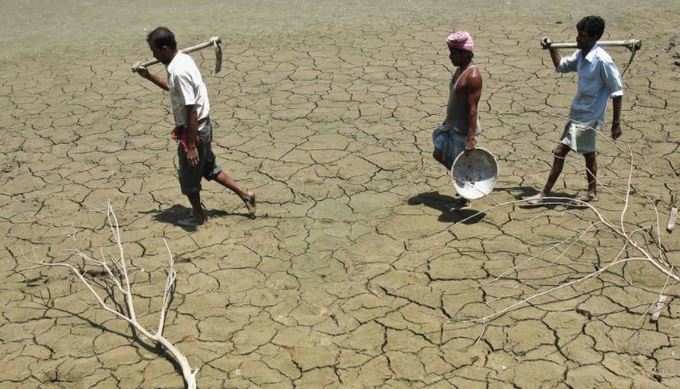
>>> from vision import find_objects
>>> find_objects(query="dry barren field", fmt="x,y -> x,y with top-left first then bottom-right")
1,0 -> 679,388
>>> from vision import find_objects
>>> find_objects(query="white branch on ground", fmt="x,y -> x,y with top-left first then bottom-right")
37,202 -> 198,389
454,146 -> 678,326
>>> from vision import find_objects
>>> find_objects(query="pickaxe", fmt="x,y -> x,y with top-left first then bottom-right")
131,36 -> 223,74
540,37 -> 641,76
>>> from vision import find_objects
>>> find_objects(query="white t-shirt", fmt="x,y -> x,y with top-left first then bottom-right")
166,52 -> 210,131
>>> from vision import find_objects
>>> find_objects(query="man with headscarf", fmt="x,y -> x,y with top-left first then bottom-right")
432,31 -> 483,206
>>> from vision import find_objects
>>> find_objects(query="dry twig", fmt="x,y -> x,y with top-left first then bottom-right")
36,202 -> 198,389
455,146 -> 678,325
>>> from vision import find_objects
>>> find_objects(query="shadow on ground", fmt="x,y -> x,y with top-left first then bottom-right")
499,186 -> 588,210
27,280 -> 187,380
408,191 -> 486,224
140,204 -> 249,231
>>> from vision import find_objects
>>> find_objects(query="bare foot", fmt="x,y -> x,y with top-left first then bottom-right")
579,191 -> 598,203
241,192 -> 256,218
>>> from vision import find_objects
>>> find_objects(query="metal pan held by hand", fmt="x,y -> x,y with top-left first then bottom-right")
450,147 -> 498,200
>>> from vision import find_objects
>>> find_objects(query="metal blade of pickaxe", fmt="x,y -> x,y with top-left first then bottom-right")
213,38 -> 222,74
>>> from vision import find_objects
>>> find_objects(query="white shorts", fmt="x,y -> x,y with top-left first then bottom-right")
560,120 -> 600,154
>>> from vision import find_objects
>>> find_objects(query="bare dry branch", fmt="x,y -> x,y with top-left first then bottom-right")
35,202 -> 198,389
452,142 -> 679,328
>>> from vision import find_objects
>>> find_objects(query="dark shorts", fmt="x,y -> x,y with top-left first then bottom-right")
178,123 -> 222,195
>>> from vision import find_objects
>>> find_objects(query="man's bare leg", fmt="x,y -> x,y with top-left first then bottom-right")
433,151 -> 452,170
583,152 -> 597,201
214,170 -> 247,198
214,170 -> 256,216
543,144 -> 570,194
525,144 -> 570,204
185,192 -> 206,225
432,151 -> 469,208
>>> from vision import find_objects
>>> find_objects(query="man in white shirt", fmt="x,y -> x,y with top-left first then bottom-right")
136,27 -> 255,225
525,16 -> 623,205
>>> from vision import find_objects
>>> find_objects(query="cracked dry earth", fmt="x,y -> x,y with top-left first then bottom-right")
2,0 -> 680,388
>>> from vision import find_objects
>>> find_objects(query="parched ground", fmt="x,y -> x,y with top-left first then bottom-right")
1,0 -> 679,388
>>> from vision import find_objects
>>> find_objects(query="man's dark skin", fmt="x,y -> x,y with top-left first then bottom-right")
136,41 -> 253,223
432,46 -> 482,167
450,47 -> 483,152
541,29 -> 622,199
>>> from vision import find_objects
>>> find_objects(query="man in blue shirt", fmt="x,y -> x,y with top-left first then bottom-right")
526,16 -> 623,205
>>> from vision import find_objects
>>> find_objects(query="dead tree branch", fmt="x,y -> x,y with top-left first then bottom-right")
36,202 -> 198,389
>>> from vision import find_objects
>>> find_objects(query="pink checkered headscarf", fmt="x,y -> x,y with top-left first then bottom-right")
447,31 -> 474,52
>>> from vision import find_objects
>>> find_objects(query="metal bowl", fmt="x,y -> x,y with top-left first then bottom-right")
450,147 -> 498,200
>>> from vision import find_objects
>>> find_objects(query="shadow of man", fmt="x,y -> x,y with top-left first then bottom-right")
140,204 -> 242,231
504,186 -> 586,210
408,191 -> 486,224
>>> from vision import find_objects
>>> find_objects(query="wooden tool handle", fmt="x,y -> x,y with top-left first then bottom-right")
541,39 -> 641,50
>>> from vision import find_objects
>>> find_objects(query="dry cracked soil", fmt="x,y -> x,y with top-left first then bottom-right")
1,0 -> 680,388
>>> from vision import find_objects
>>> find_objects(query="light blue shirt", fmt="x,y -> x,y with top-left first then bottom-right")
558,45 -> 623,124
